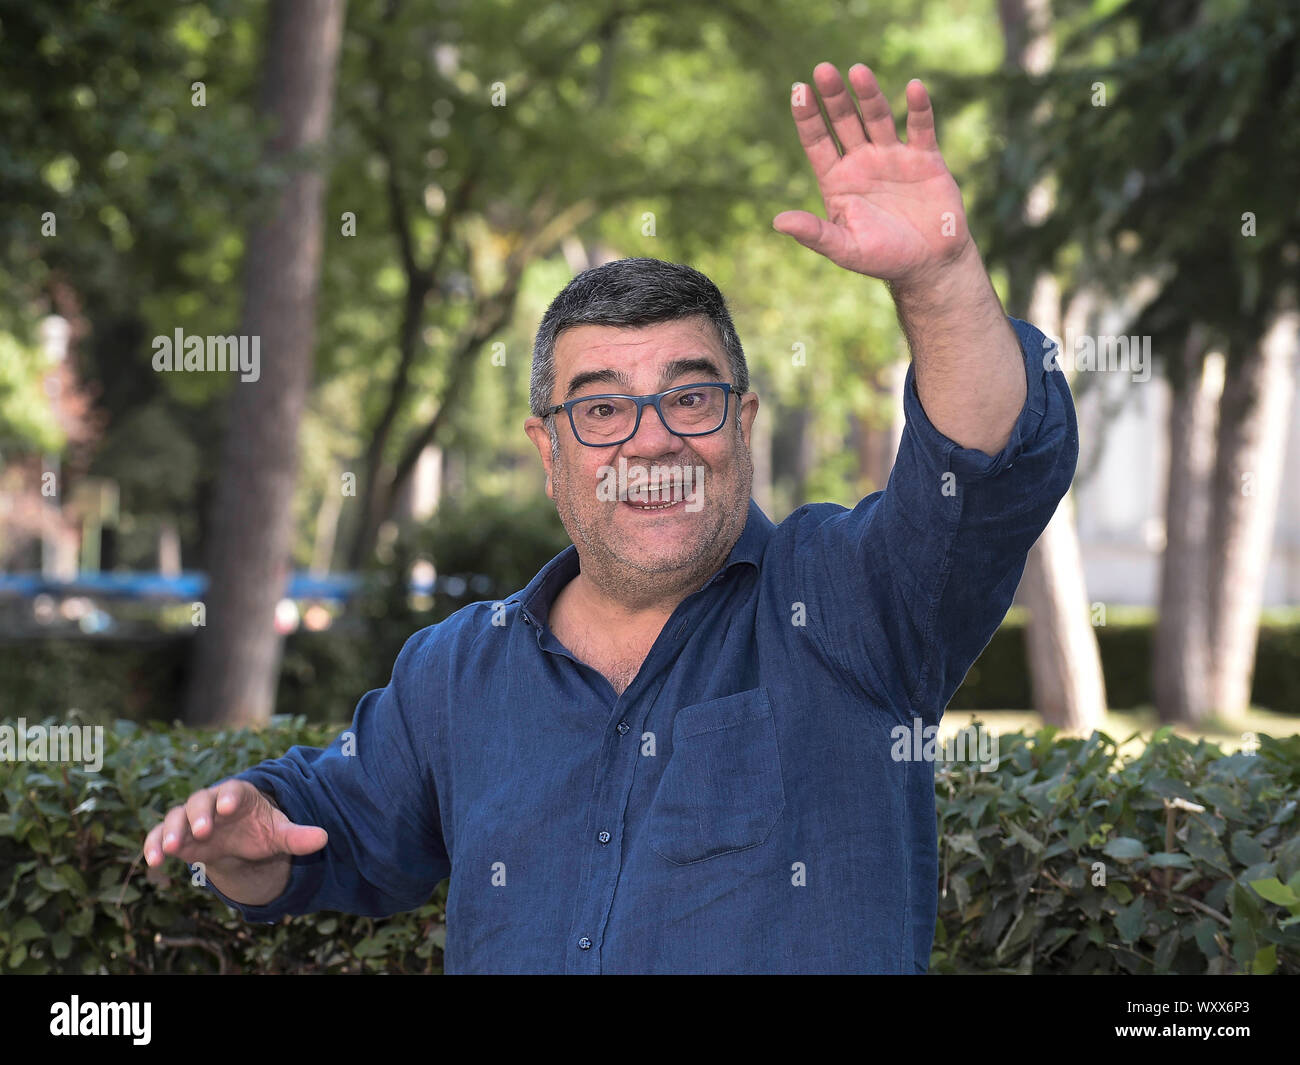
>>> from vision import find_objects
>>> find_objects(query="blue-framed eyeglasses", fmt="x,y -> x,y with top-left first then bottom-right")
542,382 -> 736,448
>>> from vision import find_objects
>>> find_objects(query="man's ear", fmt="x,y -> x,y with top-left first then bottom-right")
524,416 -> 557,500
738,392 -> 760,451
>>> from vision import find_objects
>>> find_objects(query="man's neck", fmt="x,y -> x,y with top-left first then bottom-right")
559,570 -> 683,635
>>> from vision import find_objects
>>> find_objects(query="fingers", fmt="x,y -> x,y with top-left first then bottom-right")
142,819 -> 168,867
145,800 -> 198,866
142,779 -> 257,867
793,64 -> 935,166
812,61 -> 867,153
904,79 -> 938,151
847,64 -> 899,146
214,778 -> 260,820
185,785 -> 219,842
789,80 -> 840,178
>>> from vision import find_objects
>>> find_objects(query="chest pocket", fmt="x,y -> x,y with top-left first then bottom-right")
647,687 -> 786,865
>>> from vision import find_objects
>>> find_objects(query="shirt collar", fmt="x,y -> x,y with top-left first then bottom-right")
507,497 -> 775,628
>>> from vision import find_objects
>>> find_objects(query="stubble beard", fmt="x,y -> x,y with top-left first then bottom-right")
551,430 -> 753,609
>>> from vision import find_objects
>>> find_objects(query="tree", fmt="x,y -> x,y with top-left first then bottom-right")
185,0 -> 347,727
1152,321 -> 1214,722
985,0 -> 1300,722
329,0 -> 831,567
993,0 -> 1105,732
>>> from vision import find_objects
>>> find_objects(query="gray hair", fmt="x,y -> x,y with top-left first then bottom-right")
529,257 -> 749,419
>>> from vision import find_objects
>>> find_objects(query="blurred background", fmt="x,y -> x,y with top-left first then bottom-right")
1,0 -> 1297,743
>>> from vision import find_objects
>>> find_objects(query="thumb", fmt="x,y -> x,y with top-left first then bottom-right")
275,821 -> 329,856
772,211 -> 849,261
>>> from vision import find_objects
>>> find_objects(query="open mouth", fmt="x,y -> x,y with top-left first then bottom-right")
623,496 -> 683,511
623,484 -> 687,511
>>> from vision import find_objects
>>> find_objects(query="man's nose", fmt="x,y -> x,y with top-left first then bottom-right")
623,401 -> 686,457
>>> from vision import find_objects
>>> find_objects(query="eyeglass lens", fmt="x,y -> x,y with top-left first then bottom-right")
571,385 -> 727,443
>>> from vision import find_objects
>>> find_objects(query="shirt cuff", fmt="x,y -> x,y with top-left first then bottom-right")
900,315 -> 1051,481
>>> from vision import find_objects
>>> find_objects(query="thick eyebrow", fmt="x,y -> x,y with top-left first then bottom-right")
562,367 -> 635,400
657,357 -> 727,388
561,357 -> 728,402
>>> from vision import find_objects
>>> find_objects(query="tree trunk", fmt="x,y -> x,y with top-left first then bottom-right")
1153,324 -> 1216,723
1021,494 -> 1108,726
185,0 -> 346,727
998,0 -> 1106,732
1207,294 -> 1298,717
1018,277 -> 1107,731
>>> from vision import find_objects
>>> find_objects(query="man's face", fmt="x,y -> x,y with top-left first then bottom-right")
525,316 -> 759,602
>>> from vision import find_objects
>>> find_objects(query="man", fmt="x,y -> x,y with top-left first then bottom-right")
143,63 -> 1077,973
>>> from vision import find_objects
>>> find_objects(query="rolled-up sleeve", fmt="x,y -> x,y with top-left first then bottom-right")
792,316 -> 1078,722
200,627 -> 451,923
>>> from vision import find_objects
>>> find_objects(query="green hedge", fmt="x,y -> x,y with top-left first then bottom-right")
0,716 -> 447,974
1,716 -> 1296,973
931,725 -> 1300,973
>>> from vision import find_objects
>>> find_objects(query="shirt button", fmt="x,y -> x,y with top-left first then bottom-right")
578,937 -> 592,950
616,720 -> 630,735
598,830 -> 611,844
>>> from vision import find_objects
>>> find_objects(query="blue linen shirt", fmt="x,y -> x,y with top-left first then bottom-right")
206,316 -> 1077,973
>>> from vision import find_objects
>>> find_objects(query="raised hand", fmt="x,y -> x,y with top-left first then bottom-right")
774,63 -> 972,288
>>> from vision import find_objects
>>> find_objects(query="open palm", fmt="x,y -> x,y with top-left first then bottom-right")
774,63 -> 971,286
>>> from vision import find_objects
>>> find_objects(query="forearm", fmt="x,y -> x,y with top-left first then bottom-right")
889,239 -> 1026,456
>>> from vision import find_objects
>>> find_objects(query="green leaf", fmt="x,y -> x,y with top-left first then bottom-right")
1184,830 -> 1231,872
1251,944 -> 1277,975
1270,800 -> 1296,825
66,907 -> 93,937
1154,929 -> 1180,971
1199,784 -> 1245,821
1149,852 -> 1194,868
1107,881 -> 1134,904
352,936 -> 387,958
1230,831 -> 1269,867
1115,899 -> 1147,943
35,866 -> 67,894
1103,837 -> 1146,861
10,916 -> 43,944
1006,819 -> 1044,855
1249,877 -> 1299,907
951,873 -> 970,911
1192,918 -> 1221,960
55,865 -> 87,894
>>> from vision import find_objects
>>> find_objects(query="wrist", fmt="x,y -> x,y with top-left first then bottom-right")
888,238 -> 989,318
